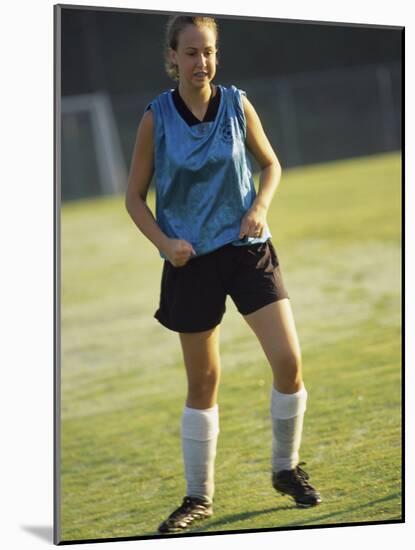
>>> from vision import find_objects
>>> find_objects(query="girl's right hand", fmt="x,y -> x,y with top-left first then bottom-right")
163,238 -> 197,267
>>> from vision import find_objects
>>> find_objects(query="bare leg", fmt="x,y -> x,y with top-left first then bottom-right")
244,299 -> 309,479
179,325 -> 221,409
178,325 -> 221,503
243,299 -> 302,393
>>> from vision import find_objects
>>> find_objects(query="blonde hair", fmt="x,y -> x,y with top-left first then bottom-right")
164,15 -> 219,81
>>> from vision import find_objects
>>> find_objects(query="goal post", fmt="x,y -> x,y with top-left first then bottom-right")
61,92 -> 127,201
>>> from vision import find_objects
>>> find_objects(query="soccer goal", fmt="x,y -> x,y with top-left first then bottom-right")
60,92 -> 127,201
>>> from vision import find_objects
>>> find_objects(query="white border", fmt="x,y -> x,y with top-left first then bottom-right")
1,1 -> 412,548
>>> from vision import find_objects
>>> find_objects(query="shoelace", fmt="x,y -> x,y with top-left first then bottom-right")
294,463 -> 314,490
168,497 -> 206,521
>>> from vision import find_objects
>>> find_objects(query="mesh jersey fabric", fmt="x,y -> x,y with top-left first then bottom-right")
145,84 -> 272,259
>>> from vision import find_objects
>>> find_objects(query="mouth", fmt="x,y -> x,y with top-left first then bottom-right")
194,72 -> 208,78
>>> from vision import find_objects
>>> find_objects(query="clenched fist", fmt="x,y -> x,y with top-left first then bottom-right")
162,238 -> 197,267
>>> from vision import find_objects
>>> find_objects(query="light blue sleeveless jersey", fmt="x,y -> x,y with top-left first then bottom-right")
145,84 -> 271,259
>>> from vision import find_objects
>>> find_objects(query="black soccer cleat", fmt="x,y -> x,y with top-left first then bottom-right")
272,463 -> 322,508
158,496 -> 213,534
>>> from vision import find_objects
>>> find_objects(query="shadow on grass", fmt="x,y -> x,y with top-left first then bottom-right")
123,493 -> 401,538
138,504 -> 294,538
193,503 -> 295,533
146,492 -> 401,536
276,492 -> 401,528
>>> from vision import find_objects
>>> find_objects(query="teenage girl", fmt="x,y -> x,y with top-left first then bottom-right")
125,14 -> 321,534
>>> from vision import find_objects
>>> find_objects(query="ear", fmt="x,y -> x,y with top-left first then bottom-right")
168,47 -> 178,66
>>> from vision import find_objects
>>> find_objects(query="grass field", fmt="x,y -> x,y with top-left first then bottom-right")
60,151 -> 402,542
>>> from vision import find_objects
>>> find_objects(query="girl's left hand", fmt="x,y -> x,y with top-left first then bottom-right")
239,204 -> 268,239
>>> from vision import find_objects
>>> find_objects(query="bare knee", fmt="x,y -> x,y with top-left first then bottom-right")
273,349 -> 303,393
180,327 -> 221,409
187,368 -> 220,409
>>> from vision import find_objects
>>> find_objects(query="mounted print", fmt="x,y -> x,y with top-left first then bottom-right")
54,3 -> 403,545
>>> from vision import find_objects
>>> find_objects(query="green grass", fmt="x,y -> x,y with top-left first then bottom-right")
60,151 -> 402,541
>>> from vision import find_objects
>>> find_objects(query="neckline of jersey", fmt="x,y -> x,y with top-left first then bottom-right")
172,84 -> 221,125
168,84 -> 224,133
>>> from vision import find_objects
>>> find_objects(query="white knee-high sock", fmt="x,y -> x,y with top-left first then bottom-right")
181,404 -> 219,503
270,385 -> 308,472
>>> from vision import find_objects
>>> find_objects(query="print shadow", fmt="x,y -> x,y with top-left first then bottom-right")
21,525 -> 53,543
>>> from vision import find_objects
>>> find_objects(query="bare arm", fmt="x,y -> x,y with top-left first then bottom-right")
125,109 -> 195,266
239,94 -> 282,238
125,109 -> 169,252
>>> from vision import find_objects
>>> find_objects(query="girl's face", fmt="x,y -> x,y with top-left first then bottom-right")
169,24 -> 218,89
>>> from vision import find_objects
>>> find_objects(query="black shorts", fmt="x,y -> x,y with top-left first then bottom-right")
154,239 -> 289,333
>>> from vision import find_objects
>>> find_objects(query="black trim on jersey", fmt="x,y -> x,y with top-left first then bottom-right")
172,85 -> 221,126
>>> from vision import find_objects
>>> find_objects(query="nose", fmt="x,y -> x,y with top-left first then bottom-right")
196,53 -> 208,67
